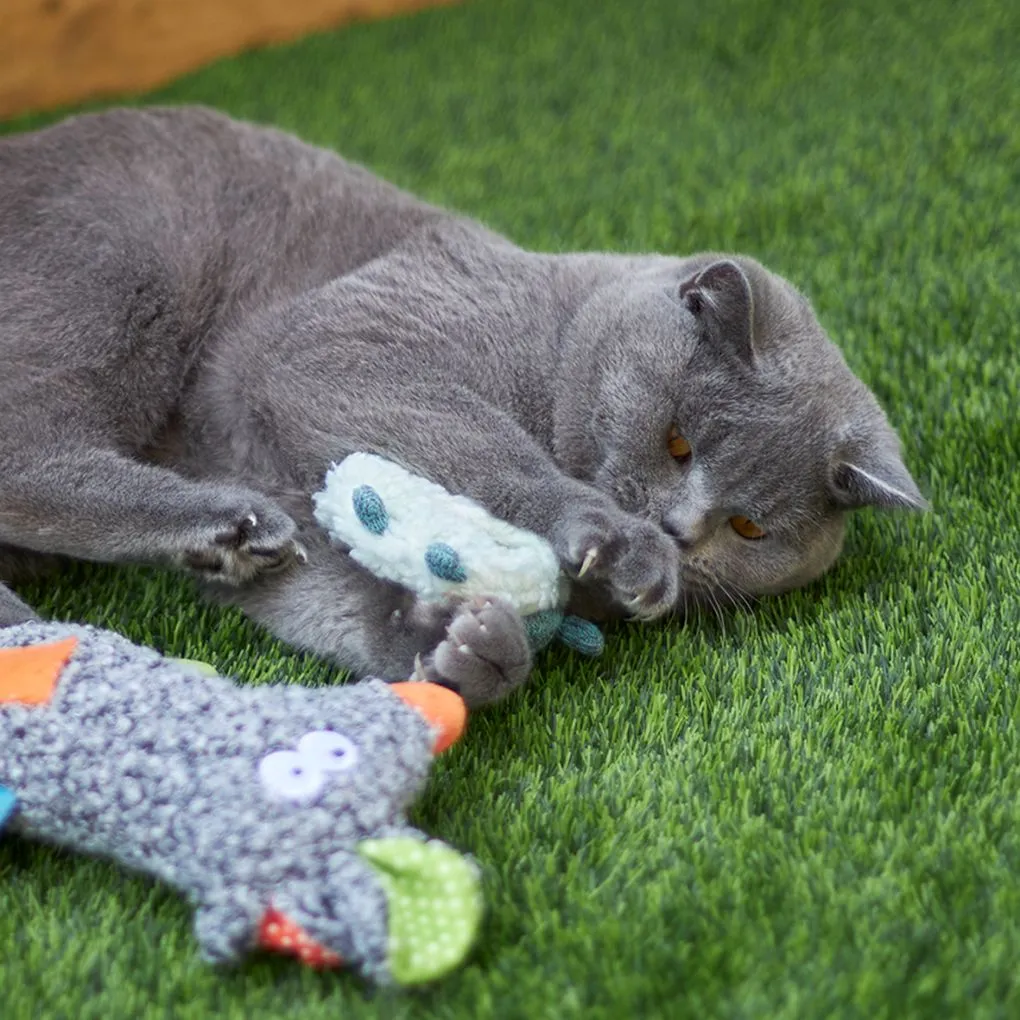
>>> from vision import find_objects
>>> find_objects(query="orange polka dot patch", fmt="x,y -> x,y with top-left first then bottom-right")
258,906 -> 344,969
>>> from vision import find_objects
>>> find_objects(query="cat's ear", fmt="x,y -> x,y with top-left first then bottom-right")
679,259 -> 755,363
830,445 -> 929,511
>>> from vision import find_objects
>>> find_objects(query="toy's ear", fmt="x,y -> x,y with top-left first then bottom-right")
0,636 -> 78,706
356,838 -> 485,985
389,682 -> 467,754
0,784 -> 17,831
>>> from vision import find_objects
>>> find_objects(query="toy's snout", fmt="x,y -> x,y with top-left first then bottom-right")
258,837 -> 483,984
388,682 -> 467,755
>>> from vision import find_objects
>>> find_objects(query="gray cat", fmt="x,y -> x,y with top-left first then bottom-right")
0,106 -> 926,705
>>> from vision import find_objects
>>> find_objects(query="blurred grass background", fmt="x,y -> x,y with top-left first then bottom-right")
1,0 -> 1019,1016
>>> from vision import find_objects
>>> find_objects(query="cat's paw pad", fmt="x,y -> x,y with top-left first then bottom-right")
179,499 -> 306,585
556,508 -> 680,620
426,596 -> 532,708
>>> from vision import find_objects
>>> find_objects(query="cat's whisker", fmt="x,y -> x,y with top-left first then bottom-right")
683,563 -> 756,620
729,582 -> 756,614
706,588 -> 728,637
716,576 -> 756,614
681,567 -> 726,631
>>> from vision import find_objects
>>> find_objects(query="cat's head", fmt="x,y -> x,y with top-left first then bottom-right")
554,253 -> 926,609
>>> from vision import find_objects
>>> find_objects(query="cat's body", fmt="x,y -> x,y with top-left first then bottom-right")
0,107 -> 925,704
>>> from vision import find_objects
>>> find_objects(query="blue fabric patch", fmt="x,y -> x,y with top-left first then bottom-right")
424,543 -> 467,583
557,616 -> 605,656
523,610 -> 562,652
0,785 -> 17,831
352,485 -> 389,535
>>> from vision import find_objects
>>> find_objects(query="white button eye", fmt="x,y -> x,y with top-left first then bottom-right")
297,730 -> 360,774
258,750 -> 325,803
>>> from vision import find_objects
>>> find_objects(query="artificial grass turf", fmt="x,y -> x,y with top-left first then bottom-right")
1,0 -> 1019,1014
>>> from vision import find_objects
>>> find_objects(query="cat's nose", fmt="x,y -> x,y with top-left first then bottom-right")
661,517 -> 697,550
661,510 -> 706,550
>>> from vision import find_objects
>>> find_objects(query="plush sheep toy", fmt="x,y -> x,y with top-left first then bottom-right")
0,620 -> 482,985
312,453 -> 604,657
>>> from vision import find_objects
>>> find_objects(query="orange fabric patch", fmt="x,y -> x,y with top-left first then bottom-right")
0,637 -> 78,706
389,682 -> 468,755
258,906 -> 343,969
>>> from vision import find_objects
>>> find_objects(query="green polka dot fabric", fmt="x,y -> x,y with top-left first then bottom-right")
357,837 -> 484,985
166,657 -> 220,677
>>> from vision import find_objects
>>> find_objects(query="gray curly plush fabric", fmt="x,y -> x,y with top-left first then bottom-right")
0,621 -> 476,984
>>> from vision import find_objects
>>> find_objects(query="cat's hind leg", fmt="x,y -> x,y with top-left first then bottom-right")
214,527 -> 532,707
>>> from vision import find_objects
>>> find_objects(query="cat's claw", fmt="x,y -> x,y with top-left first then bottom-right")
625,591 -> 672,621
182,497 -> 304,585
578,548 -> 599,578
555,507 -> 681,619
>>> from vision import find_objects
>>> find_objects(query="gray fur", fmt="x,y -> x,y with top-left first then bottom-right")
0,582 -> 40,627
0,107 -> 925,705
0,620 -> 445,982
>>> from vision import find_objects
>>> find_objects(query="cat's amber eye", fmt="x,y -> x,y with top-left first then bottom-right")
730,515 -> 766,540
668,428 -> 692,462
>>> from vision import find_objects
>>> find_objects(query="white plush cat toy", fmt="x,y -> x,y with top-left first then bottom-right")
312,454 -> 604,657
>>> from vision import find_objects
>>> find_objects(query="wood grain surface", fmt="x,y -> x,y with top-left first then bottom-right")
0,0 -> 458,118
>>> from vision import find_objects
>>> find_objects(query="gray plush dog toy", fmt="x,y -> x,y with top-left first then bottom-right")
0,620 -> 480,985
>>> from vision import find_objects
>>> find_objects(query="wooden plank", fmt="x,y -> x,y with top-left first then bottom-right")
0,0 -> 459,119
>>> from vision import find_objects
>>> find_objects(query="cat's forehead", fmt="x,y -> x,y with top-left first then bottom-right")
604,254 -> 881,441
685,382 -> 853,518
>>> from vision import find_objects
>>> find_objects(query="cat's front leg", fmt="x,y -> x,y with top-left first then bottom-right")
466,470 -> 682,620
334,387 -> 684,621
545,500 -> 680,620
0,445 -> 304,585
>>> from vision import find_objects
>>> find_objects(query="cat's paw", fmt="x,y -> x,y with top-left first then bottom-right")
555,506 -> 680,620
177,494 -> 307,585
425,596 -> 533,708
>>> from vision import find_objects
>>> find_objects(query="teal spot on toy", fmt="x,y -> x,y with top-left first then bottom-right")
353,485 -> 389,535
523,610 -> 562,652
424,543 -> 467,583
524,611 -> 604,655
557,615 -> 605,656
0,785 -> 16,832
